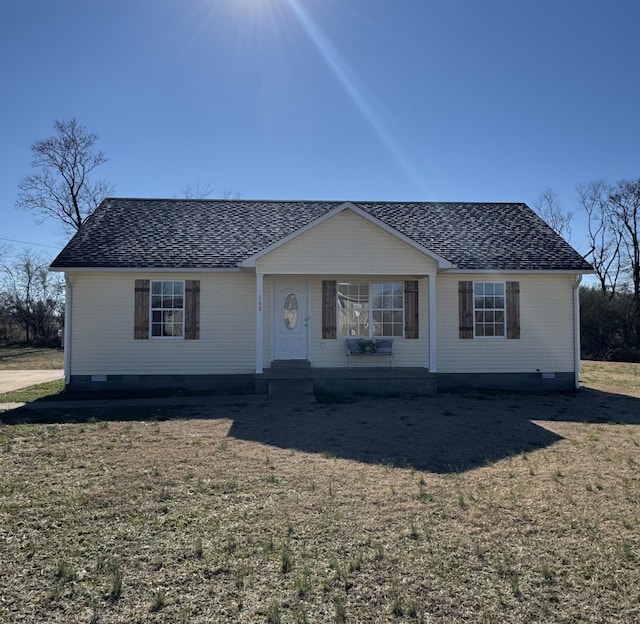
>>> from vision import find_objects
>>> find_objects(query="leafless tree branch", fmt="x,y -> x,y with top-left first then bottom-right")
16,118 -> 114,233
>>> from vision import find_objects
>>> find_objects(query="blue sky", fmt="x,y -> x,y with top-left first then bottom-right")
1,0 -> 639,262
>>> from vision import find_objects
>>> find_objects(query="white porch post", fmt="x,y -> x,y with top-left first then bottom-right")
428,273 -> 437,372
256,272 -> 264,374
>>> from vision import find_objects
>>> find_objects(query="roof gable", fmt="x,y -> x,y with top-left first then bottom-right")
250,206 -> 442,275
241,202 -> 452,270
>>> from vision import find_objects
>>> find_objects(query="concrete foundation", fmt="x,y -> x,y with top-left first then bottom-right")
68,374 -> 255,394
67,369 -> 575,395
436,371 -> 575,393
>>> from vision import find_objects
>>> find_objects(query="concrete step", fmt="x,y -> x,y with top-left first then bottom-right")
268,379 -> 315,401
269,360 -> 311,370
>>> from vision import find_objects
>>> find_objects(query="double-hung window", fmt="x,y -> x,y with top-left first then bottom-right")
151,281 -> 184,337
338,281 -> 404,338
473,282 -> 505,337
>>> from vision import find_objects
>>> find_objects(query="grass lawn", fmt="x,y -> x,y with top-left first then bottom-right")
1,364 -> 639,622
0,345 -> 64,370
581,360 -> 640,397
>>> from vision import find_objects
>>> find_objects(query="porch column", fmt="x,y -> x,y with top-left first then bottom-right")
428,273 -> 437,372
256,272 -> 264,374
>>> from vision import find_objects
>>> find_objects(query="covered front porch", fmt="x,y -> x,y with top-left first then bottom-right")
238,202 -> 449,393
252,273 -> 438,375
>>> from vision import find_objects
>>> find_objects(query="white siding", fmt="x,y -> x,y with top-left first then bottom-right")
256,210 -> 437,275
68,270 -> 575,377
68,272 -> 256,375
436,274 -> 576,373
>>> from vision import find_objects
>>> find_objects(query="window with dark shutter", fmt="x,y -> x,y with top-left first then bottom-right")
134,280 -> 150,339
322,280 -> 337,339
506,281 -> 520,339
135,279 -> 200,340
404,280 -> 419,339
458,281 -> 474,339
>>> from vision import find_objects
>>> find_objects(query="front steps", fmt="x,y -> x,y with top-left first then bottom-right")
266,361 -> 315,401
256,361 -> 437,398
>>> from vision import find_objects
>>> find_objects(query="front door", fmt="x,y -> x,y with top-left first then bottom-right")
273,282 -> 308,360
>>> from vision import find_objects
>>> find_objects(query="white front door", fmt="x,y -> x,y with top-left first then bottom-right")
273,282 -> 308,360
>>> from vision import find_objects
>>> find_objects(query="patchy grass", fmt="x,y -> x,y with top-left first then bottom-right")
1,406 -> 185,425
581,360 -> 640,397
0,346 -> 64,369
0,382 -> 225,406
1,380 -> 640,622
0,379 -> 66,404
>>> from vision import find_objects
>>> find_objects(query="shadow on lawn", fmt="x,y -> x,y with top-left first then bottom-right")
535,387 -> 640,425
229,407 -> 562,473
3,387 -> 640,474
227,388 -> 640,473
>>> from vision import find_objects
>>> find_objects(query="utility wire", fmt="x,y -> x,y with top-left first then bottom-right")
0,237 -> 60,249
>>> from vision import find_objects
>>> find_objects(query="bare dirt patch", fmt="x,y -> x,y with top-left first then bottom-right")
1,383 -> 640,623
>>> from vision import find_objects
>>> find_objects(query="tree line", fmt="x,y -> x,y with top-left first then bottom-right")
533,180 -> 640,362
0,250 -> 64,346
577,178 -> 640,361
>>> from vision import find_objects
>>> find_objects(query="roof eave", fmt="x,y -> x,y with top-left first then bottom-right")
440,268 -> 595,275
49,266 -> 242,273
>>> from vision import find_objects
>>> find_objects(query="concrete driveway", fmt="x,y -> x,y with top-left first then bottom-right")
0,370 -> 64,394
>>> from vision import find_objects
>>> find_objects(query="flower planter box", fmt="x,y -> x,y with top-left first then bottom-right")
346,338 -> 394,369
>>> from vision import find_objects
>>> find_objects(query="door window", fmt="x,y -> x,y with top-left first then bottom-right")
284,292 -> 298,330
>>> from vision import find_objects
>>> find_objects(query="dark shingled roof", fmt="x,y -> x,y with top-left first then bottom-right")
50,198 -> 592,272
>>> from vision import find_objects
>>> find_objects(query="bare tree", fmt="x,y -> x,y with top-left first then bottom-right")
578,180 -> 623,296
1,251 -> 64,344
180,181 -> 216,199
578,177 -> 640,349
608,179 -> 640,303
16,118 -> 114,232
179,181 -> 241,200
532,188 -> 573,241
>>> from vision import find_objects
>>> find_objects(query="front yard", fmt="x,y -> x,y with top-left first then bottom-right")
1,373 -> 639,622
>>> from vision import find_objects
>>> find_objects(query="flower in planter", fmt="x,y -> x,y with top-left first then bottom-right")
358,340 -> 377,354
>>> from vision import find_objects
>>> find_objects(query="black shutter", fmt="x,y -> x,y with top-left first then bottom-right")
134,280 -> 150,339
458,281 -> 474,339
322,280 -> 337,339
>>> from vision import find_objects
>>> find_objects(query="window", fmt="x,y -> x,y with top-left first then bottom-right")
135,280 -> 199,340
283,292 -> 299,330
338,281 -> 404,337
459,280 -> 519,340
151,281 -> 184,337
473,282 -> 505,337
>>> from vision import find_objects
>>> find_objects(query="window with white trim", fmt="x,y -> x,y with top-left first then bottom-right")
151,281 -> 184,337
338,281 -> 404,337
474,282 -> 505,337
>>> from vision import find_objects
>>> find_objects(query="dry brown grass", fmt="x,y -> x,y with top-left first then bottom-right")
1,376 -> 640,623
581,360 -> 640,397
0,346 -> 64,369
